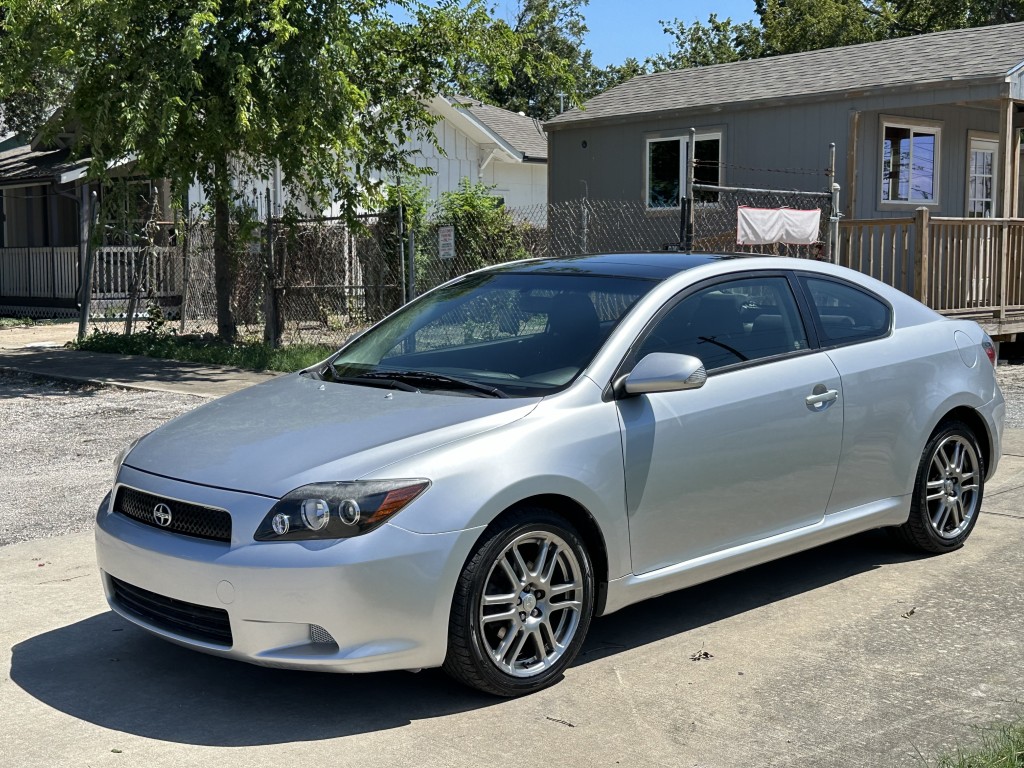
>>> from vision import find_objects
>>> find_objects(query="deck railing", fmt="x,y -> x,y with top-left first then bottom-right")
926,217 -> 1024,317
838,210 -> 1024,332
0,246 -> 80,300
836,217 -> 917,296
90,245 -> 182,300
0,245 -> 183,305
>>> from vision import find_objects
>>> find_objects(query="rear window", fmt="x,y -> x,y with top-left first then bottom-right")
800,276 -> 891,345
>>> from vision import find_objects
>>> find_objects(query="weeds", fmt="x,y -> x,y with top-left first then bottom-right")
71,330 -> 336,372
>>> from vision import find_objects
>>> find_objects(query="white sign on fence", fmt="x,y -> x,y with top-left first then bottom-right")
438,225 -> 455,260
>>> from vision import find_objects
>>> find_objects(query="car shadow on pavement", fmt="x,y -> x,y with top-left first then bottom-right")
9,529 -> 918,747
577,529 -> 919,665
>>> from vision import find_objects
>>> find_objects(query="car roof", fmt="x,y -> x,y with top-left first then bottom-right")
493,252 -> 736,280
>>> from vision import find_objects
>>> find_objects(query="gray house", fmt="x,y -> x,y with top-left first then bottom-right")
545,23 -> 1024,336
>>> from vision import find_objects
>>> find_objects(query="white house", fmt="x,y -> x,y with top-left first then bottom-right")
408,95 -> 548,208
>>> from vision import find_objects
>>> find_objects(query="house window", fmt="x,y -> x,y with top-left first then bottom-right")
646,133 -> 722,209
967,137 -> 997,218
881,121 -> 940,204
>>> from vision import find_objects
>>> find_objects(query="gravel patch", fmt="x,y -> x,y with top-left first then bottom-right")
996,363 -> 1024,429
0,372 -> 202,546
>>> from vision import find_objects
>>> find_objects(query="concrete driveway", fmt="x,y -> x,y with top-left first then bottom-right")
2,434 -> 1022,767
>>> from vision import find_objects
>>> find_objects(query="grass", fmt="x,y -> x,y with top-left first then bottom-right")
71,330 -> 336,372
924,720 -> 1024,767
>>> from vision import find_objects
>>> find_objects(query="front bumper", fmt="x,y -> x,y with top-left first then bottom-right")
96,466 -> 483,673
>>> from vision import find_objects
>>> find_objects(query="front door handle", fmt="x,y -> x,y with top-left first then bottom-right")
805,388 -> 839,408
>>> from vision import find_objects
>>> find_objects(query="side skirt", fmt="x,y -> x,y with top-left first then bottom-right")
600,495 -> 910,616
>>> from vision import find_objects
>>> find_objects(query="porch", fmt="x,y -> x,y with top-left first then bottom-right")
837,209 -> 1024,338
0,246 -> 182,314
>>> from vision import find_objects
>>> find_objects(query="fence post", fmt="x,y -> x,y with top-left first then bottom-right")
397,201 -> 407,304
998,220 -> 1009,319
580,199 -> 588,254
913,206 -> 930,307
684,128 -> 696,251
262,187 -> 282,348
829,183 -> 841,265
77,191 -> 99,342
179,211 -> 190,334
407,225 -> 416,301
826,143 -> 839,264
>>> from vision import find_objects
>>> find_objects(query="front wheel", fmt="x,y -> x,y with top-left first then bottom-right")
443,508 -> 595,697
897,420 -> 985,553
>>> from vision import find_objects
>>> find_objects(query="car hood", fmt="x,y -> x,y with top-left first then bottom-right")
124,373 -> 540,498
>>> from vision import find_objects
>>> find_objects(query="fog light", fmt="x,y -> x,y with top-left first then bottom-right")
271,513 -> 290,536
300,498 -> 330,531
339,499 -> 361,526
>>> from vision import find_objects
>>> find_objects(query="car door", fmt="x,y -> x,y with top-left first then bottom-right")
793,274 -> 905,515
616,273 -> 844,575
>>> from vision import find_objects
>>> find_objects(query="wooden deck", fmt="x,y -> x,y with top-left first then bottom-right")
838,211 -> 1024,339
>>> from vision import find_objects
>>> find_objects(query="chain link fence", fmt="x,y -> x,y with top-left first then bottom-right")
690,184 -> 834,260
81,187 -> 835,346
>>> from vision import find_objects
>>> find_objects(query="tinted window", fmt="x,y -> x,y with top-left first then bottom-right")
331,272 -> 655,396
636,276 -> 809,372
800,277 -> 890,345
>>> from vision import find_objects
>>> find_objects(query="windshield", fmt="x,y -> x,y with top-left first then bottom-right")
321,271 -> 657,397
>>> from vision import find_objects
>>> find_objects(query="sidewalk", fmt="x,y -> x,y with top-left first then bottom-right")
0,345 -> 279,398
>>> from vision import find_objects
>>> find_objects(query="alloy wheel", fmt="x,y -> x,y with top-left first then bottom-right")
477,531 -> 584,678
924,434 -> 980,540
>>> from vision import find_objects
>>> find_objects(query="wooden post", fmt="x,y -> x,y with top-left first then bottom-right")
997,99 -> 1015,320
684,127 -> 695,251
845,111 -> 860,219
913,206 -> 930,307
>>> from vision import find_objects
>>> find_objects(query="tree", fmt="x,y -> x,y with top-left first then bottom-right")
647,14 -> 766,72
754,0 -> 1022,54
480,0 -> 596,120
757,0 -> 886,54
0,0 -> 525,341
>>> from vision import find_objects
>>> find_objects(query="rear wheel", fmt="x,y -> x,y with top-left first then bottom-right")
898,420 -> 984,553
443,508 -> 594,697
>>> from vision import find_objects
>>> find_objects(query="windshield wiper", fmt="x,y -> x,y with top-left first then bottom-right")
358,370 -> 508,398
332,372 -> 419,392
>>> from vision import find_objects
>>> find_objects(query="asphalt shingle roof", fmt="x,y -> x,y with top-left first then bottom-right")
455,100 -> 548,161
547,22 -> 1024,128
0,142 -> 87,186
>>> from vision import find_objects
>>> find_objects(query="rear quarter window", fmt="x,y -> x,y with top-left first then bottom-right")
799,276 -> 891,345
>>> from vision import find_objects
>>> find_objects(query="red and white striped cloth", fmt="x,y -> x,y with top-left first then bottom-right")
736,206 -> 820,245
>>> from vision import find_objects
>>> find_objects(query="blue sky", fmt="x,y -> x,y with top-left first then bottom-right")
581,0 -> 758,67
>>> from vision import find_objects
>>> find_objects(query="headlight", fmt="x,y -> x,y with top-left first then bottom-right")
254,479 -> 430,541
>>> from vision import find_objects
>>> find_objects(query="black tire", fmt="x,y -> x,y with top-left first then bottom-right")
443,507 -> 595,697
897,419 -> 985,554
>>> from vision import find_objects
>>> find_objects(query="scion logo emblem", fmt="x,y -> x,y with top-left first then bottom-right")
152,503 -> 173,527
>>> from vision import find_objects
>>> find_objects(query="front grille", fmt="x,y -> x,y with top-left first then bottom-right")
115,486 -> 232,542
110,576 -> 233,646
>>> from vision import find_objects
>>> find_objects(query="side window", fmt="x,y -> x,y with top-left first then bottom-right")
636,276 -> 809,372
800,277 -> 891,345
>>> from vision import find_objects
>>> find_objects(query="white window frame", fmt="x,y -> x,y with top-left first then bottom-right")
879,116 -> 942,208
645,130 -> 723,210
965,131 -> 998,218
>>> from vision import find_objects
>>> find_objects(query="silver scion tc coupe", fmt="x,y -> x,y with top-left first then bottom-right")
96,253 -> 1004,696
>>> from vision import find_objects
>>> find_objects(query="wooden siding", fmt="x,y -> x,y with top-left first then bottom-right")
547,91 -> 1006,222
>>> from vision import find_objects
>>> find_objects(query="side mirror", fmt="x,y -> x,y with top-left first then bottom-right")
622,353 -> 707,396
